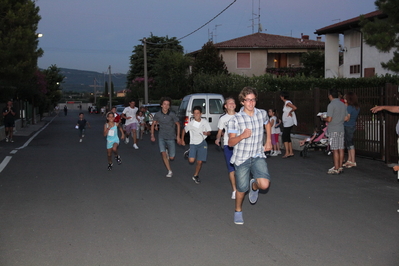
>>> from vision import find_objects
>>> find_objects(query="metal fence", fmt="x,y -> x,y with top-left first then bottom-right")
252,84 -> 399,164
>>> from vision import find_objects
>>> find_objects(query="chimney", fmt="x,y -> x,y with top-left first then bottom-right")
317,36 -> 322,41
302,35 -> 309,40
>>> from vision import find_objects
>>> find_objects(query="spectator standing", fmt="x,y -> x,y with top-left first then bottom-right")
76,112 -> 90,142
228,87 -> 272,225
181,106 -> 211,184
104,112 -> 125,171
2,101 -> 16,142
324,89 -> 349,174
151,97 -> 181,177
64,105 -> 68,116
122,100 -> 139,149
280,91 -> 297,158
215,97 -> 237,199
343,92 -> 360,168
268,109 -> 282,156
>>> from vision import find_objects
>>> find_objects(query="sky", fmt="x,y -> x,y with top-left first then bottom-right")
36,0 -> 377,74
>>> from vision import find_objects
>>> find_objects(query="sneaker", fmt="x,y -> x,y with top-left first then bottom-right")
277,150 -> 282,154
125,137 -> 129,144
133,143 -> 139,149
115,155 -> 122,165
248,179 -> 259,204
234,211 -> 244,225
107,163 -> 113,171
327,167 -> 340,175
79,139 -> 82,142
231,191 -> 236,200
192,175 -> 201,184
270,151 -> 278,156
5,137 -> 8,142
82,134 -> 85,138
166,171 -> 173,178
9,139 -> 14,143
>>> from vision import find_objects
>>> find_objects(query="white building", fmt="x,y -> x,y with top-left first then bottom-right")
315,10 -> 395,78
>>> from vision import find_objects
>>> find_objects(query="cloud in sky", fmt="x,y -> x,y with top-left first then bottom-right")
36,0 -> 377,73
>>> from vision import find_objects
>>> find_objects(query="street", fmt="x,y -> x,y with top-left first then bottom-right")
0,110 -> 398,266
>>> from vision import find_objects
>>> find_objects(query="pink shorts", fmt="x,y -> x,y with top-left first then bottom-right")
125,123 -> 138,132
271,134 -> 279,145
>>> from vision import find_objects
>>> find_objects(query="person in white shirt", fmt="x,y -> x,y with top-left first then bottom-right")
122,100 -> 139,149
181,106 -> 211,184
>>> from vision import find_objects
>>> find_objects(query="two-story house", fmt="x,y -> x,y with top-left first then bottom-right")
190,32 -> 324,76
315,10 -> 395,78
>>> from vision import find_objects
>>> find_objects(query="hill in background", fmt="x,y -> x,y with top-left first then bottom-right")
59,68 -> 128,93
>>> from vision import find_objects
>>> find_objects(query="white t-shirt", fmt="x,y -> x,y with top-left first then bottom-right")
123,106 -> 138,125
270,116 -> 281,134
185,118 -> 212,145
217,113 -> 235,146
282,100 -> 297,127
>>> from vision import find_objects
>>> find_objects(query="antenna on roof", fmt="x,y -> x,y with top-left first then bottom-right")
249,0 -> 262,33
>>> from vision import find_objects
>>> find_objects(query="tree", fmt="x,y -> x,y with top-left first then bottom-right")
104,81 -> 109,97
300,51 -> 325,78
191,41 -> 228,76
360,0 -> 399,73
0,0 -> 43,89
127,34 -> 183,99
41,65 -> 64,107
152,50 -> 191,99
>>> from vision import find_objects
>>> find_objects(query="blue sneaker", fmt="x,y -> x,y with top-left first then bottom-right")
249,179 -> 259,204
234,211 -> 244,225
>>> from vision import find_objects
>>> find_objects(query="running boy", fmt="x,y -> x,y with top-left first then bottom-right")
181,106 -> 211,184
104,112 -> 125,171
76,112 -> 90,142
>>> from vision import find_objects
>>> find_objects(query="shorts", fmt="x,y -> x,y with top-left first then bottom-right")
223,145 -> 235,173
271,134 -> 279,145
234,157 -> 270,193
328,131 -> 344,150
4,120 -> 14,128
344,126 -> 356,150
107,139 -> 119,149
125,123 -> 138,132
158,138 -> 176,158
189,140 -> 208,162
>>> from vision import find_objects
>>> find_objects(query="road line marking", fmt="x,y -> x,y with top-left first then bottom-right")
16,115 -> 57,150
10,150 -> 18,154
0,156 -> 12,173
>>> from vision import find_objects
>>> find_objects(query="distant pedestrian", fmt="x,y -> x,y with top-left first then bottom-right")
76,112 -> 90,142
101,106 -> 106,117
280,91 -> 297,158
215,97 -> 237,198
151,97 -> 181,178
88,106 -> 92,114
122,100 -> 139,149
2,100 -> 16,142
104,112 -> 125,171
343,92 -> 360,168
64,105 -> 68,116
323,89 -> 350,174
55,105 -> 60,116
228,87 -> 272,225
268,109 -> 282,156
181,106 -> 211,184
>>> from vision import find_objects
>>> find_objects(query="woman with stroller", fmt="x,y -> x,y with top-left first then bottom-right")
280,91 -> 297,158
343,92 -> 360,168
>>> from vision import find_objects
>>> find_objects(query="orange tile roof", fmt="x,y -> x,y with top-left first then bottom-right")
213,32 -> 324,49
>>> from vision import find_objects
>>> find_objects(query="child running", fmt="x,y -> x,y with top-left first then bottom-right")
268,109 -> 282,156
104,112 -> 125,171
76,112 -> 90,142
215,97 -> 237,199
137,110 -> 145,139
181,106 -> 211,184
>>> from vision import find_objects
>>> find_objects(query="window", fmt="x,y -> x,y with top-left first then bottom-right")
350,31 -> 361,48
237,52 -> 250,69
209,99 -> 223,114
192,99 -> 206,114
350,65 -> 361,74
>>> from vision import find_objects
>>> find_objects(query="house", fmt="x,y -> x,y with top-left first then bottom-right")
190,32 -> 324,76
315,10 -> 395,78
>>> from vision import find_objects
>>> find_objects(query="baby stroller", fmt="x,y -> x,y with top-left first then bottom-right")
300,113 -> 330,158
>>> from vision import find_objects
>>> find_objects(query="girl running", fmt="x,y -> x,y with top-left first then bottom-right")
104,112 -> 125,171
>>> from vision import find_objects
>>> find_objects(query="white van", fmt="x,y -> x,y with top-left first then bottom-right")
178,93 -> 225,135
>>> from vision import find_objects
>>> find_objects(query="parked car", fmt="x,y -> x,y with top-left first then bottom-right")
177,93 -> 224,135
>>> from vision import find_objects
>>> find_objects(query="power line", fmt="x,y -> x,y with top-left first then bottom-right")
145,0 -> 237,45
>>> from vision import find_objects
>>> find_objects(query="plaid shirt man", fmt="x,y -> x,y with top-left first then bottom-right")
228,107 -> 269,166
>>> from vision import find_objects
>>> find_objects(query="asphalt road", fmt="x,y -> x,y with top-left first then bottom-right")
0,110 -> 398,266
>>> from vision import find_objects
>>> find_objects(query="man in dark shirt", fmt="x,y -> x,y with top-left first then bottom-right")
2,101 -> 16,142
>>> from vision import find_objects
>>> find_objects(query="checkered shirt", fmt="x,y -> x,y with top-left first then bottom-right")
228,108 -> 269,166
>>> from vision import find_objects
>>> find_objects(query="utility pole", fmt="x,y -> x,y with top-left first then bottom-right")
89,78 -> 99,104
143,38 -> 148,104
108,65 -> 112,110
